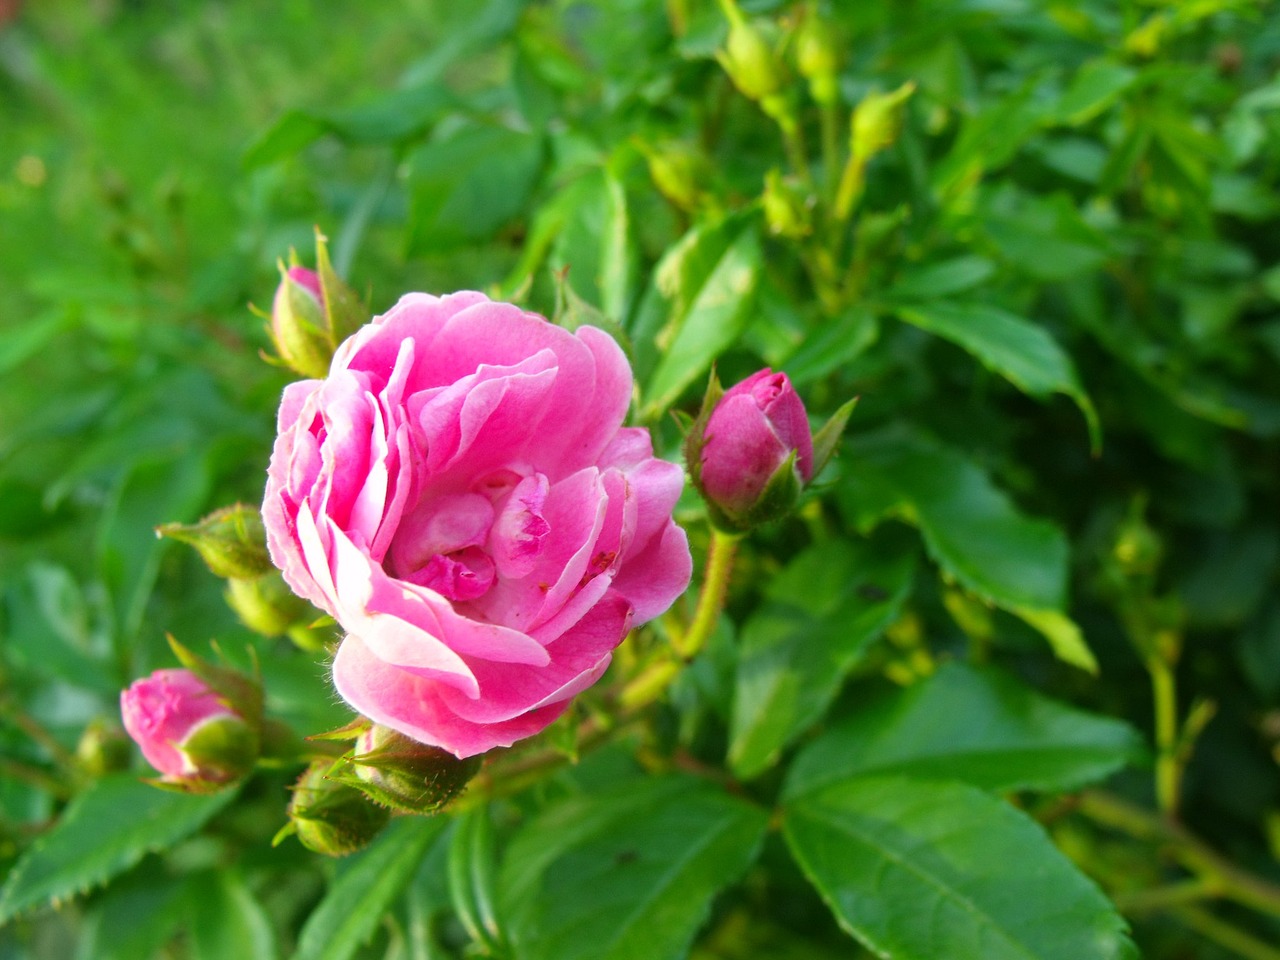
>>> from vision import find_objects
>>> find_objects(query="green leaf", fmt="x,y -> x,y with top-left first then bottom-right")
887,256 -> 996,301
782,307 -> 878,387
784,661 -> 1145,800
293,815 -> 447,960
187,871 -> 276,960
406,123 -> 544,255
500,775 -> 768,960
448,810 -> 506,955
0,775 -> 235,924
643,222 -> 762,415
549,166 -> 632,322
74,870 -> 187,960
784,776 -> 1137,960
895,301 -> 1099,451
1053,60 -> 1137,126
840,429 -> 1095,670
728,539 -> 914,779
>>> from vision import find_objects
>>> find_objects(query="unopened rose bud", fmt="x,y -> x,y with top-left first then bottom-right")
642,141 -> 708,213
120,669 -> 257,790
850,82 -> 916,163
270,264 -> 332,380
342,724 -> 480,815
694,369 -> 813,530
225,571 -> 312,638
157,503 -> 272,580
794,5 -> 843,105
267,230 -> 368,380
763,169 -> 812,238
715,0 -> 787,105
285,760 -> 391,857
75,718 -> 130,778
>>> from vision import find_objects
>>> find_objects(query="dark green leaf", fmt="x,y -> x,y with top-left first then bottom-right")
0,776 -> 235,924
784,661 -> 1145,799
895,301 -> 1099,450
784,776 -> 1137,960
294,815 -> 447,960
406,124 -> 544,255
782,307 -> 878,387
500,775 -> 768,960
728,539 -> 914,779
840,429 -> 1096,671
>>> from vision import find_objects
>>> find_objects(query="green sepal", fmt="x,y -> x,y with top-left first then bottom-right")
141,774 -> 234,796
179,715 -> 257,783
344,726 -> 482,815
166,636 -> 264,735
740,448 -> 803,526
314,227 -> 368,346
810,396 -> 858,479
156,503 -> 272,580
306,717 -> 373,742
682,367 -> 725,497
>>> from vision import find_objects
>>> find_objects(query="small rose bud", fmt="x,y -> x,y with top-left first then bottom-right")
715,0 -> 788,105
694,369 -> 813,530
285,760 -> 391,857
794,5 -> 843,106
224,571 -> 313,638
270,264 -> 332,380
75,718 -> 131,778
266,230 -> 368,380
762,169 -> 812,238
157,503 -> 272,580
641,140 -> 708,213
342,724 -> 480,815
120,669 -> 256,789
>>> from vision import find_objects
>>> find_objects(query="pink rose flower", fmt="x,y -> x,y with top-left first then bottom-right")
263,292 -> 692,758
120,669 -> 252,782
699,368 -> 813,523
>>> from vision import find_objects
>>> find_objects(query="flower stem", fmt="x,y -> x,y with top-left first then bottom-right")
1148,654 -> 1180,816
1078,790 -> 1280,918
674,528 -> 740,661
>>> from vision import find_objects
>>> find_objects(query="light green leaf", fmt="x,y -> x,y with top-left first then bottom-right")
0,775 -> 235,924
188,871 -> 277,960
784,776 -> 1137,960
840,429 -> 1094,669
784,661 -> 1144,800
549,166 -> 632,321
896,301 -> 1099,450
1054,60 -> 1137,126
728,539 -> 914,779
293,816 -> 447,960
500,775 -> 768,960
643,223 -> 761,415
782,307 -> 878,387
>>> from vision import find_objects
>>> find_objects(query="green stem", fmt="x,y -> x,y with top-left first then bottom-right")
1113,878 -> 1221,915
1149,655 -> 1180,816
820,100 -> 842,205
1078,791 -> 1280,918
674,528 -> 740,661
1175,906 -> 1280,960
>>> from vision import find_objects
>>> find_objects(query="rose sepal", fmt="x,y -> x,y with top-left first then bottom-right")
331,724 -> 481,815
810,396 -> 858,479
281,759 -> 391,857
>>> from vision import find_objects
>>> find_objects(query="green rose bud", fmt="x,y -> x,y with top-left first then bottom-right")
157,503 -> 272,580
285,760 -> 391,857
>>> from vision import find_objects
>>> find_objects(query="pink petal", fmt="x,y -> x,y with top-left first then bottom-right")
332,634 -> 572,758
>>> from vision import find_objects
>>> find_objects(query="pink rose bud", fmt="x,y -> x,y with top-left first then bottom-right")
694,369 -> 814,530
270,265 -> 332,380
120,669 -> 256,787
